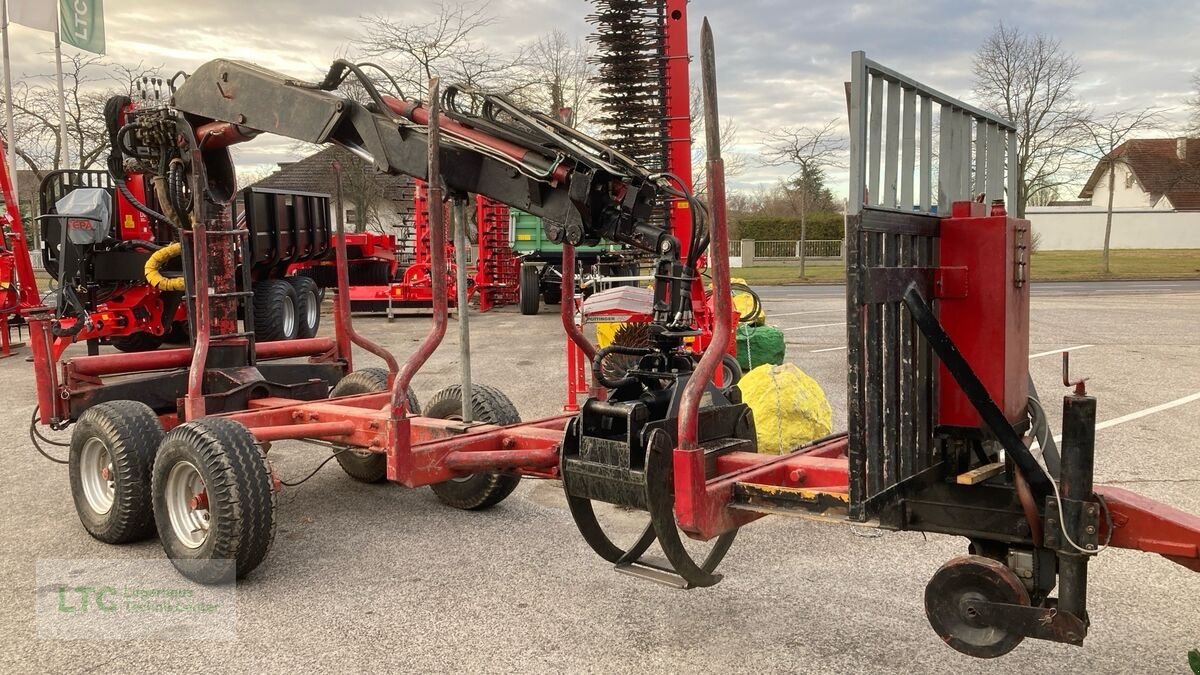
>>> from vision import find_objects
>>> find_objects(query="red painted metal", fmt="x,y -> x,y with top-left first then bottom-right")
0,142 -> 41,309
673,26 -> 737,536
381,96 -> 571,186
253,420 -> 355,442
330,161 -> 396,376
196,121 -> 257,150
387,80 -> 449,482
1094,485 -> 1200,572
63,338 -> 334,378
475,196 -> 519,312
937,201 -> 1031,427
443,447 -> 560,472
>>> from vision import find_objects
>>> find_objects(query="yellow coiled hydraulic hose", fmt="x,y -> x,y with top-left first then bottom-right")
144,242 -> 186,292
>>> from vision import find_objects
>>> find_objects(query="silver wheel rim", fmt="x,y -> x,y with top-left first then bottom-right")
302,289 -> 319,330
165,461 -> 210,549
281,294 -> 296,337
79,437 -> 115,515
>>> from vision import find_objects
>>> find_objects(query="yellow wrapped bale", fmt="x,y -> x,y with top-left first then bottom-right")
738,363 -> 833,455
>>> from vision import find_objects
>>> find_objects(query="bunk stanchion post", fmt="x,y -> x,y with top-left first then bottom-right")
1055,390 -> 1098,623
330,160 -> 398,377
675,17 -> 732,531
560,243 -> 598,395
389,76 -> 449,481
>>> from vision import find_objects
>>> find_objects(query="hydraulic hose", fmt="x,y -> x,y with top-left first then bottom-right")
145,242 -> 186,291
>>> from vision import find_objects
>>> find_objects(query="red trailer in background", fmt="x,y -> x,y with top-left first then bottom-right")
292,179 -> 520,314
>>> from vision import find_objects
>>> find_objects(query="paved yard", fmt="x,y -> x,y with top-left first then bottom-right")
1,280 -> 1197,673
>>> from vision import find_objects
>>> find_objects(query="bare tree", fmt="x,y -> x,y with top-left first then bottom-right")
688,84 -> 745,196
522,29 -> 595,127
0,54 -> 158,179
355,1 -> 527,96
1188,73 -> 1200,135
762,119 -> 846,276
973,23 -> 1091,215
1077,108 -> 1163,273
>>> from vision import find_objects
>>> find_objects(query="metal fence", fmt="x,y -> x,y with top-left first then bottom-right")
752,240 -> 843,259
727,239 -> 741,257
847,51 -> 1019,217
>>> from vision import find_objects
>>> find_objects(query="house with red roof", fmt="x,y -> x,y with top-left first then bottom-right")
1078,138 -> 1200,211
1026,138 -> 1200,250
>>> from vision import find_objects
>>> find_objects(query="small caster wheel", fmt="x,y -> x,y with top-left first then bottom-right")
924,555 -> 1030,658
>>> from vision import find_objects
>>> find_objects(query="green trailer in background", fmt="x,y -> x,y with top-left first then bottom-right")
511,211 -> 639,315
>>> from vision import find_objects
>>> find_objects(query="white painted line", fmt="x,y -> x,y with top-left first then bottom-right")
768,309 -> 842,318
1053,391 -> 1200,442
1029,344 -> 1094,360
781,322 -> 846,332
810,346 -> 847,353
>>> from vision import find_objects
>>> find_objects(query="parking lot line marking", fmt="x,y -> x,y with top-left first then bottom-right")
811,346 -> 847,353
1029,344 -> 1094,359
1053,391 -> 1200,442
768,309 -> 842,318
782,322 -> 846,331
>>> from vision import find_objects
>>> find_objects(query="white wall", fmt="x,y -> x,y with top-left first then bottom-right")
1026,206 -> 1200,250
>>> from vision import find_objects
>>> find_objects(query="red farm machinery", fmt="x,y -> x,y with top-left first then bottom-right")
16,4 -> 1200,662
296,179 -> 521,315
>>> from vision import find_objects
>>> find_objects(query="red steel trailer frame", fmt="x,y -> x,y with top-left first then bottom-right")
24,21 -> 1200,660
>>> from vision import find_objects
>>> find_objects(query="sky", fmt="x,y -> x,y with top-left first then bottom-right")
6,0 -> 1198,196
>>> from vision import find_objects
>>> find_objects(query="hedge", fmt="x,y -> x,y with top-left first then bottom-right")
734,213 -> 844,241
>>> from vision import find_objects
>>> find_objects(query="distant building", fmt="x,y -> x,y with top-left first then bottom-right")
247,146 -> 416,233
1026,138 -> 1200,250
1078,138 -> 1200,211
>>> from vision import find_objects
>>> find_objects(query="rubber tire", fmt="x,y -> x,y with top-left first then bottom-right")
152,417 -> 276,583
329,368 -> 420,483
426,384 -> 522,510
68,401 -> 164,544
297,266 -> 337,288
110,332 -> 164,353
349,261 -> 392,286
253,279 -> 299,342
720,353 -> 743,389
519,264 -> 540,315
286,275 -> 322,339
163,320 -> 191,345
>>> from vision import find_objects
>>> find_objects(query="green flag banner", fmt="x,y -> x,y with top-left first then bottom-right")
59,0 -> 106,55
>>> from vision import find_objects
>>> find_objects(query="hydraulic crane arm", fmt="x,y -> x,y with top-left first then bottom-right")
171,59 -> 676,256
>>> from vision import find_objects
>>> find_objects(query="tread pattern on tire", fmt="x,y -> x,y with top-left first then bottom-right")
109,332 -> 164,353
519,264 -> 540,315
152,417 -> 276,583
329,368 -> 419,483
69,400 -> 163,544
425,383 -> 522,510
286,275 -> 322,339
253,279 -> 297,342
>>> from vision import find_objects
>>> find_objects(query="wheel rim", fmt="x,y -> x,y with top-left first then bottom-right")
165,461 -> 210,549
281,294 -> 296,337
79,437 -> 115,515
302,289 -> 319,330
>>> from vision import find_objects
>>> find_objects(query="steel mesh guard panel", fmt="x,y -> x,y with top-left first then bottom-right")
846,208 -> 940,520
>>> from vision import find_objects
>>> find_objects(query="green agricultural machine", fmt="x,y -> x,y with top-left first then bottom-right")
512,211 -> 640,315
